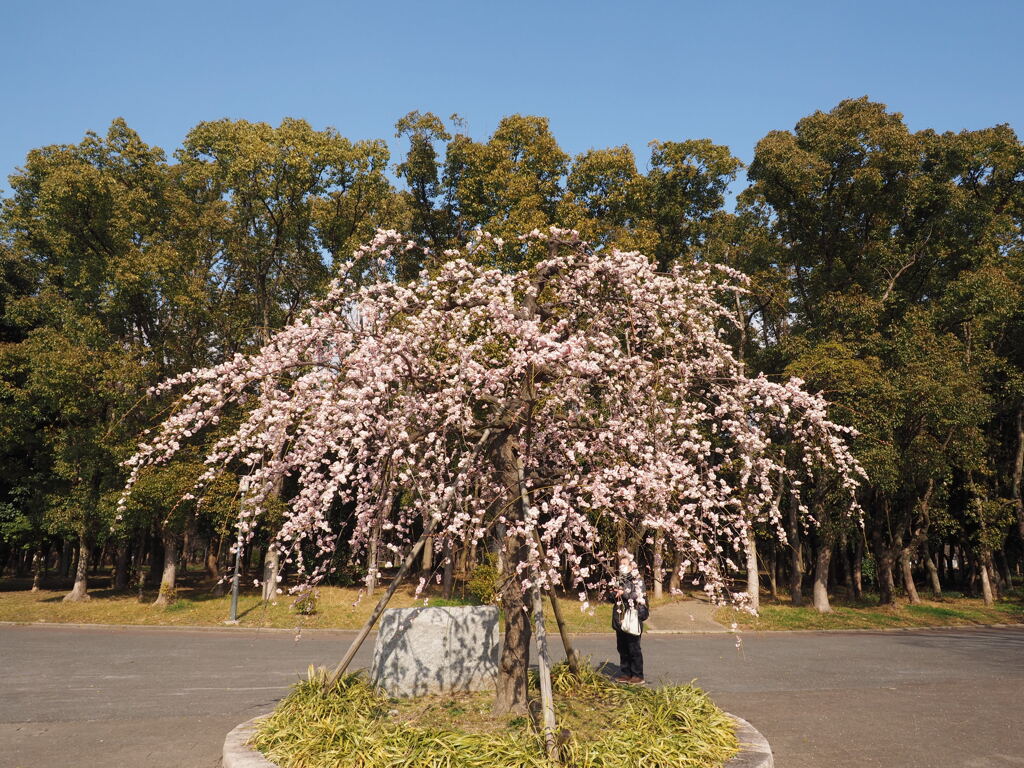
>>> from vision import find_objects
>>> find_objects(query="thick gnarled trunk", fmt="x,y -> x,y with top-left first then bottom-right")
494,535 -> 531,715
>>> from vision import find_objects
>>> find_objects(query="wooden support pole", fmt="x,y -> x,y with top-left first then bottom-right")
533,583 -> 559,762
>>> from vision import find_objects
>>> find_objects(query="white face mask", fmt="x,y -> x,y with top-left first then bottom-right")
619,564 -> 630,575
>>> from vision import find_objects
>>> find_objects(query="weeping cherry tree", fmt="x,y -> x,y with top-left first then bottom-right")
121,227 -> 865,714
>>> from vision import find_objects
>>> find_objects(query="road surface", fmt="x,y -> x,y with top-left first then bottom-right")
1,623 -> 1022,767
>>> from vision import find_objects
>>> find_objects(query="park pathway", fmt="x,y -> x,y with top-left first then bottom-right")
1,623 -> 1022,767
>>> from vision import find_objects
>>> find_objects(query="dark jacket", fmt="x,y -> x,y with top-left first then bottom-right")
611,573 -> 649,632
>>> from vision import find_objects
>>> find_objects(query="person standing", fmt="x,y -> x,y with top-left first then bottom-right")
611,551 -> 648,684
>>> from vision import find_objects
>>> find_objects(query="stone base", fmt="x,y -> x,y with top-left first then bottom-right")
370,605 -> 499,698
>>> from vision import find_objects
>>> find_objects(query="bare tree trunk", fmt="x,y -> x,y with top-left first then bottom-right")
997,549 -> 1013,590
261,545 -> 281,601
900,545 -> 921,604
839,532 -> 855,599
787,500 -> 803,606
30,547 -> 44,592
745,525 -> 760,612
63,538 -> 91,602
652,529 -> 664,601
979,549 -> 995,606
668,548 -> 682,594
922,541 -> 942,597
1012,406 -> 1024,542
442,544 -> 455,599
206,537 -> 221,582
153,530 -> 179,607
58,539 -> 72,580
812,535 -> 833,613
114,542 -> 130,591
767,539 -> 778,599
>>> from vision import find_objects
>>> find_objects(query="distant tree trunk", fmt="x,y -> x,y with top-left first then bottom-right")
997,549 -> 1013,590
851,535 -> 864,600
63,538 -> 92,602
767,539 -> 778,599
979,549 -> 995,606
57,539 -> 71,580
922,541 -> 942,597
262,546 -> 281,601
146,532 -> 164,587
745,526 -> 759,612
114,542 -> 130,591
838,532 -> 854,599
30,547 -> 44,592
787,500 -> 803,606
652,530 -> 664,601
206,537 -> 221,582
900,545 -> 921,604
812,534 -> 833,613
1012,406 -> 1024,542
668,548 -> 682,594
152,530 -> 179,607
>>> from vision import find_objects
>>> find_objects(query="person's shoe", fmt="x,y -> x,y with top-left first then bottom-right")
613,674 -> 632,683
628,676 -> 646,685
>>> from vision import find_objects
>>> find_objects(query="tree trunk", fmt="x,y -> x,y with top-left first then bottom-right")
30,547 -> 44,592
1012,406 -> 1024,542
668,548 -> 682,594
979,549 -> 995,606
900,545 -> 921,605
114,542 -> 130,591
494,535 -> 531,715
745,525 -> 760,612
787,501 -> 803,606
152,530 -> 179,607
851,535 -> 864,600
206,537 -> 221,582
63,538 -> 91,602
767,539 -> 778,599
146,532 -> 164,587
366,523 -> 380,595
812,535 -> 833,613
262,546 -> 281,601
923,541 -> 942,598
652,529 -> 664,601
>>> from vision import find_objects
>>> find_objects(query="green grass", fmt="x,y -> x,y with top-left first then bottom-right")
0,571 -> 616,633
718,590 -> 1024,631
253,662 -> 738,768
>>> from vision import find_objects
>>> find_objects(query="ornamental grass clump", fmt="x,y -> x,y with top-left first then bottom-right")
252,663 -> 738,768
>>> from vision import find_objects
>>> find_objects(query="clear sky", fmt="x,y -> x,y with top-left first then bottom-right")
2,0 -> 1021,200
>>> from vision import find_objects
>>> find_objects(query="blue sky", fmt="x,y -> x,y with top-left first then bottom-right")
2,0 -> 1020,200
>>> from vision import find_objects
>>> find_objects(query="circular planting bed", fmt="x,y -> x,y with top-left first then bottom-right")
241,662 -> 748,768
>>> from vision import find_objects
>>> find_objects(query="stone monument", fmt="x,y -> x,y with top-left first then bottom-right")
370,605 -> 499,698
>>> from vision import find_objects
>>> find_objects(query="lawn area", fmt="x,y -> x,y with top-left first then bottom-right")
717,590 -> 1024,631
0,571 -> 617,633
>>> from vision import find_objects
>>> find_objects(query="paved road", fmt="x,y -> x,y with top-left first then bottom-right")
1,624 -> 1022,768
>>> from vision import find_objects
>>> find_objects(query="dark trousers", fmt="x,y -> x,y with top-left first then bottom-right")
615,628 -> 644,678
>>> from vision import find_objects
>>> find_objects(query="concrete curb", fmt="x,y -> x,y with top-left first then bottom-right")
221,712 -> 773,767
725,713 -> 774,768
222,716 -> 274,768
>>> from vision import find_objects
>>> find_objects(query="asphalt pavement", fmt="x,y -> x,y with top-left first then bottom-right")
1,623 -> 1022,767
